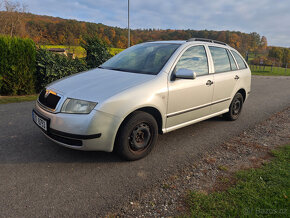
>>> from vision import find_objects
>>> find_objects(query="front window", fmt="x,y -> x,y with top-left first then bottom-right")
174,45 -> 209,76
101,43 -> 180,75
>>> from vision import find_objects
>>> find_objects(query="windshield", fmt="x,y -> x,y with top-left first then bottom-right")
101,43 -> 180,75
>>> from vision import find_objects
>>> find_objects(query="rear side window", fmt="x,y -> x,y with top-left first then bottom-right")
209,47 -> 231,73
231,51 -> 247,69
227,50 -> 238,70
175,45 -> 209,76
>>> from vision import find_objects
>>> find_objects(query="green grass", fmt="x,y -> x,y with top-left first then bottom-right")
187,145 -> 290,217
39,45 -> 124,58
250,65 -> 290,76
247,53 -> 256,61
0,94 -> 38,104
110,47 -> 124,55
40,45 -> 86,58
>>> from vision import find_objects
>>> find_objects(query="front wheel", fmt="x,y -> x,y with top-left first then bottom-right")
223,93 -> 244,121
115,111 -> 158,161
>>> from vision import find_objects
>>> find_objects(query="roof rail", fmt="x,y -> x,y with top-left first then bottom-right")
187,38 -> 227,46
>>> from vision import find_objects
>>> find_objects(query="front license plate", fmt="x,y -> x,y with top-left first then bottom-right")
33,111 -> 48,131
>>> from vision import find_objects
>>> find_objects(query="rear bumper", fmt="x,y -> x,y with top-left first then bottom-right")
33,102 -> 122,152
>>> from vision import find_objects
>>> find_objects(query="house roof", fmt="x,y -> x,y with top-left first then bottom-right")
48,48 -> 66,52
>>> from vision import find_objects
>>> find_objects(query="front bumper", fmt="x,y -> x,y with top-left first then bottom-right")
33,102 -> 123,152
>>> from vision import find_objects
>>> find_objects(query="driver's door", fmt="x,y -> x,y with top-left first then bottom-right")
166,45 -> 214,129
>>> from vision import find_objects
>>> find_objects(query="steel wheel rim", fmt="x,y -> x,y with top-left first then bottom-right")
232,98 -> 242,115
129,123 -> 152,151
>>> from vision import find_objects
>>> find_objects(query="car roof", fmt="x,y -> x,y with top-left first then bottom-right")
147,40 -> 186,44
147,38 -> 230,48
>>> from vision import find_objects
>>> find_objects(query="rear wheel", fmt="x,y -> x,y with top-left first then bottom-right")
223,93 -> 244,121
115,111 -> 158,161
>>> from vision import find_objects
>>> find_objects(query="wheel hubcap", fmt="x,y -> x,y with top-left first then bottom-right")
129,123 -> 151,151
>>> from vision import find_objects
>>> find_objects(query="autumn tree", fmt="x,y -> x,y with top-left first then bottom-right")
268,47 -> 283,63
217,31 -> 226,42
229,33 -> 241,50
259,36 -> 267,51
0,0 -> 28,36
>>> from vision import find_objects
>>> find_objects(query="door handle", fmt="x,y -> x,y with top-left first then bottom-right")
206,80 -> 214,86
234,75 -> 240,80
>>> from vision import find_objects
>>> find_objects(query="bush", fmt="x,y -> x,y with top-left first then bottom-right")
0,35 -> 36,95
81,36 -> 112,69
35,49 -> 87,91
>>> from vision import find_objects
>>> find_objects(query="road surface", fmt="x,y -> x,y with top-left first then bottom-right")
0,76 -> 289,217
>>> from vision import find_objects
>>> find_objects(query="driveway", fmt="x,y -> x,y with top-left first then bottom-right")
0,76 -> 289,217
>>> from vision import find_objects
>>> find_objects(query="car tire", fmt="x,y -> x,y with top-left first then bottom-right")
223,92 -> 244,121
115,111 -> 158,161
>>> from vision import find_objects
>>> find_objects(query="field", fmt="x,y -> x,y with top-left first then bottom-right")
110,47 -> 125,55
39,45 -> 124,58
250,65 -> 290,76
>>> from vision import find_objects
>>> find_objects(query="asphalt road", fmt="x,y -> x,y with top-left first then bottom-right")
0,76 -> 289,217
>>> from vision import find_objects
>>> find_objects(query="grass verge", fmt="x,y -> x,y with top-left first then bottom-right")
250,66 -> 290,76
187,145 -> 290,217
0,94 -> 38,104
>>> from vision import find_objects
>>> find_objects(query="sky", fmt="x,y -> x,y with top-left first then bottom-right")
19,0 -> 290,47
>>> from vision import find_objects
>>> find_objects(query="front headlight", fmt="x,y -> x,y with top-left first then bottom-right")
61,98 -> 97,114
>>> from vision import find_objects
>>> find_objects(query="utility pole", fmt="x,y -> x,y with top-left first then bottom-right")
128,0 -> 130,47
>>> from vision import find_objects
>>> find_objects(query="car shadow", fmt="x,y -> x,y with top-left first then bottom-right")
0,132 -> 123,164
207,115 -> 226,122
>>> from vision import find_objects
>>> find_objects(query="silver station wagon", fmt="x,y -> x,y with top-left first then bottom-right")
33,38 -> 251,160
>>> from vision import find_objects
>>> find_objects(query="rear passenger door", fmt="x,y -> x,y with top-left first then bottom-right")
208,46 -> 240,113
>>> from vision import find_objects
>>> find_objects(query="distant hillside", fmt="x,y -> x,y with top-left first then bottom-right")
0,11 -> 267,54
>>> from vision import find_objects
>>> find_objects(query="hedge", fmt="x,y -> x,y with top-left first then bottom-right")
35,49 -> 87,91
81,35 -> 112,69
0,35 -> 36,95
0,35 -> 111,95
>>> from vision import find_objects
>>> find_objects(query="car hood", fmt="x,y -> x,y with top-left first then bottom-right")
47,68 -> 155,102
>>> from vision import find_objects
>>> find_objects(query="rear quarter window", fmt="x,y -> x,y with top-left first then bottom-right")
227,50 -> 238,70
231,51 -> 247,69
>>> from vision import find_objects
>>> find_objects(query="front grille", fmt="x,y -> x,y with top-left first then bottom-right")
38,89 -> 61,110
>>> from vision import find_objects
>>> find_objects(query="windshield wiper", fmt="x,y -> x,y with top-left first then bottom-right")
107,67 -> 130,72
99,66 -> 155,75
98,66 -> 126,72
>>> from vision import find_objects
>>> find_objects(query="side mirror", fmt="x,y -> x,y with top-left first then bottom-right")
175,68 -> 197,80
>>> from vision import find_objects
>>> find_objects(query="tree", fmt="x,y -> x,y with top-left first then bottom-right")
282,48 -> 290,66
0,0 -> 28,36
248,32 -> 260,52
80,36 -> 112,69
229,33 -> 241,50
217,31 -> 226,43
268,47 -> 283,63
259,36 -> 267,51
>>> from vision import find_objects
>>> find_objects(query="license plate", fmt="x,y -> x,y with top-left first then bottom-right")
33,111 -> 48,131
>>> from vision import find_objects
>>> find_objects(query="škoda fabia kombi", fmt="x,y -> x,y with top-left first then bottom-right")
33,38 -> 251,160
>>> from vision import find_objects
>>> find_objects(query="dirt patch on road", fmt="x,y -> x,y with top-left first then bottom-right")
107,107 -> 290,217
